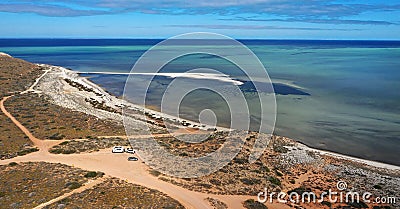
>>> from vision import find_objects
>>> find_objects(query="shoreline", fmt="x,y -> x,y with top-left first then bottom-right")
37,63 -> 227,132
34,62 -> 400,171
293,141 -> 400,171
1,52 -> 399,208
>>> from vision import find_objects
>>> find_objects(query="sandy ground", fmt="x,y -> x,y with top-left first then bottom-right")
1,94 -> 296,208
2,95 -> 263,209
0,145 -> 249,208
0,148 -> 293,209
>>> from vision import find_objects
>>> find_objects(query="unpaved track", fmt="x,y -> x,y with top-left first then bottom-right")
0,96 -> 65,151
33,177 -> 107,209
0,147 -> 257,209
1,95 -> 266,209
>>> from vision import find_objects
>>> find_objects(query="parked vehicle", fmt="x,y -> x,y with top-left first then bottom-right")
125,148 -> 135,154
127,156 -> 138,161
112,146 -> 124,153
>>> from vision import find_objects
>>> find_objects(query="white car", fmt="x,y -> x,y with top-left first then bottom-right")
125,148 -> 135,154
112,146 -> 124,153
128,156 -> 139,161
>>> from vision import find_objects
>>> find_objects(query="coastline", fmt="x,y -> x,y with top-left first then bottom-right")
294,142 -> 400,171
1,52 -> 399,208
33,60 -> 399,171
36,63 -> 226,133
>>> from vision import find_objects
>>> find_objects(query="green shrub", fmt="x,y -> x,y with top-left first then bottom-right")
49,133 -> 65,140
268,176 -> 281,186
84,171 -> 98,178
209,179 -> 221,186
234,158 -> 247,164
50,149 -> 63,154
241,178 -> 261,185
59,141 -> 69,146
179,152 -> 189,156
66,182 -> 82,190
8,162 -> 18,166
17,147 -> 39,156
149,170 -> 161,177
96,172 -> 105,177
62,149 -> 76,154
321,201 -> 332,207
275,170 -> 283,177
196,183 -> 212,189
243,199 -> 268,209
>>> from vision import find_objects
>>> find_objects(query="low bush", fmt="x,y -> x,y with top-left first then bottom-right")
8,162 -> 18,166
149,170 -> 161,177
66,182 -> 82,190
268,176 -> 281,186
241,178 -> 261,185
84,171 -> 98,178
243,199 -> 268,209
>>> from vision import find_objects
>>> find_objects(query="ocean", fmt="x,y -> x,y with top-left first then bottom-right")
1,39 -> 399,166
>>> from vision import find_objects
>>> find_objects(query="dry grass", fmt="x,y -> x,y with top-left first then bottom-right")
5,93 -> 125,140
0,162 -> 102,209
155,134 -> 286,195
43,178 -> 184,209
0,111 -> 37,160
155,132 -> 228,157
0,54 -> 42,97
0,55 -> 42,159
155,133 -> 397,208
0,55 -> 126,158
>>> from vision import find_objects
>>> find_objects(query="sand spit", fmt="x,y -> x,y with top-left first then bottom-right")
0,52 -> 12,57
79,71 -> 245,85
33,64 -> 224,135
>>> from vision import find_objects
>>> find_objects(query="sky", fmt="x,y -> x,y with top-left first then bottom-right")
0,0 -> 400,39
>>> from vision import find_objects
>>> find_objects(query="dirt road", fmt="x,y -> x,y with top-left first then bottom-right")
1,95 -> 292,209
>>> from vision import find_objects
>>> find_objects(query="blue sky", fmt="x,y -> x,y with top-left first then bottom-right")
0,0 -> 399,39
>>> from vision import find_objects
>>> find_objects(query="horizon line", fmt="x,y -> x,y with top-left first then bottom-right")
0,37 -> 400,41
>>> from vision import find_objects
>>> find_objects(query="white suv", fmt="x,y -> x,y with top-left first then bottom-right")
112,146 -> 124,153
125,148 -> 135,154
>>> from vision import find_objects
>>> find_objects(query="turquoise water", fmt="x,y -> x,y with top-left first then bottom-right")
1,39 -> 399,165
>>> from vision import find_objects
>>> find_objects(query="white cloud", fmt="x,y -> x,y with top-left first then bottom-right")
0,0 -> 399,19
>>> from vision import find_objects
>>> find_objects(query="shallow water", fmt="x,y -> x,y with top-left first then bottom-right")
1,39 -> 399,165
